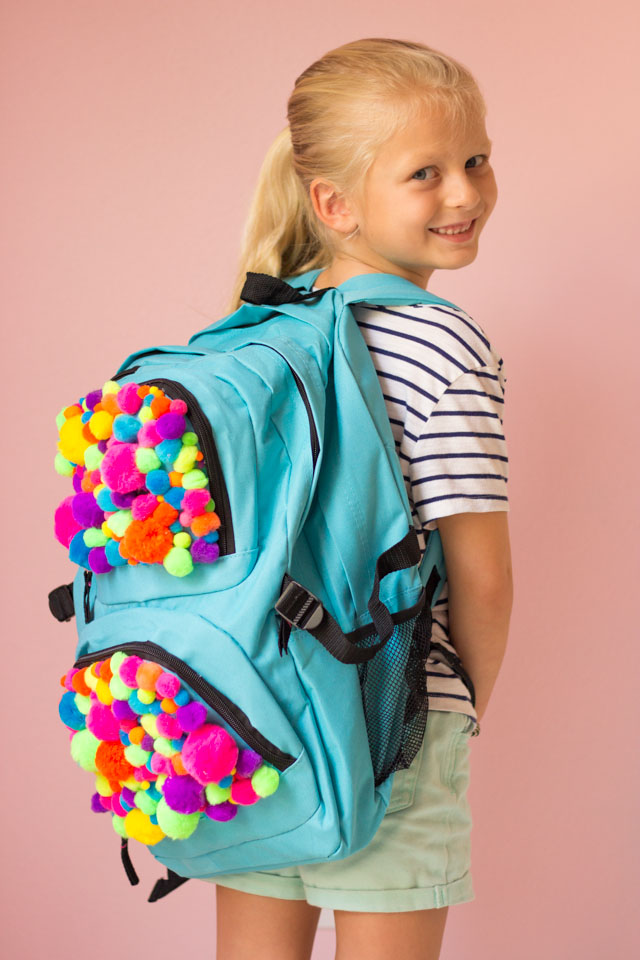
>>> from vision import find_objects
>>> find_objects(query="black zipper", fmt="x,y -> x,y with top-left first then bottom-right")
250,344 -> 320,472
139,378 -> 234,556
84,570 -> 94,623
73,640 -> 296,771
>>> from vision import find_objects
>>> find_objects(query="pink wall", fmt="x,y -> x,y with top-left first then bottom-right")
3,1 -> 637,956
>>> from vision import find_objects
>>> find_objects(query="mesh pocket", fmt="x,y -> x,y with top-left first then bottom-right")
355,603 -> 432,787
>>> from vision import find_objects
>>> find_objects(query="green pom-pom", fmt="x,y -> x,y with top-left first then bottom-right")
102,380 -> 120,395
138,406 -> 154,423
205,782 -> 231,805
155,798 -> 200,839
163,547 -> 193,578
110,651 -> 127,673
134,790 -> 158,816
251,765 -> 280,798
181,432 -> 198,446
153,737 -> 177,758
83,527 -> 109,548
173,446 -> 198,473
124,744 -> 151,767
181,469 -> 208,490
106,509 -> 132,538
54,452 -> 75,476
205,499 -> 216,512
135,447 -> 161,473
173,532 -> 191,549
73,692 -> 91,715
55,408 -> 67,430
84,444 -> 104,471
112,813 -> 128,838
70,729 -> 100,772
140,713 -> 160,738
109,673 -> 132,700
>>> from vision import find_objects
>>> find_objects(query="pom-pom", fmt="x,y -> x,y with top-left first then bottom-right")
175,701 -> 207,733
134,447 -> 161,474
181,724 -> 238,785
95,487 -> 116,511
88,546 -> 112,574
182,431 -> 198,445
124,808 -> 166,845
156,439 -> 182,465
105,539 -> 128,566
156,713 -> 182,740
235,748 -> 263,779
88,410 -> 114,441
54,453 -> 75,476
155,672 -> 180,699
182,469 -> 208,490
124,743 -> 151,767
116,382 -> 143,415
145,469 -> 171,496
162,546 -> 193,577
58,413 -> 91,465
204,782 -> 231,805
251,765 -> 280,798
91,792 -> 108,813
120,513 -> 173,564
163,775 -> 205,814
110,490 -> 137,509
137,421 -> 162,447
84,444 -> 104,472
86,702 -> 120,742
173,446 -> 198,474
130,493 -> 158,521
95,741 -> 135,781
191,540 -> 220,564
150,752 -> 174,776
54,496 -> 82,548
156,413 -> 185,440
155,798 -> 200,839
71,492 -> 104,529
112,698 -> 136,721
230,778 -> 260,805
70,729 -> 100,771
59,691 -> 86,731
100,443 -> 145,494
136,661 -> 163,691
68,530 -> 91,569
205,801 -> 237,822
169,398 -> 188,415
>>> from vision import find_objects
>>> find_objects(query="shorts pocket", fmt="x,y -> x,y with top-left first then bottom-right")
384,733 -> 426,814
441,714 -> 473,798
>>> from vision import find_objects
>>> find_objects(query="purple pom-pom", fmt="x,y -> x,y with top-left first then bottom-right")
141,734 -> 154,751
71,492 -> 104,529
110,490 -> 139,509
88,546 -> 112,574
236,748 -> 263,778
112,699 -> 135,721
191,540 -> 220,564
163,775 -> 204,814
72,470 -> 84,493
156,413 -> 186,440
97,439 -> 108,453
205,801 -> 238,822
91,792 -> 108,813
176,701 -> 207,733
85,390 -> 103,412
121,786 -> 136,807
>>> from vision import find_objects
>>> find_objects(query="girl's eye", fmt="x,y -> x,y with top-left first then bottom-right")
411,154 -> 490,180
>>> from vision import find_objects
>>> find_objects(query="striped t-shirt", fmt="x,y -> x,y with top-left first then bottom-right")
314,287 -> 509,730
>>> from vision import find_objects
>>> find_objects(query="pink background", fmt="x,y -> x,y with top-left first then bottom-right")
3,1 -> 638,956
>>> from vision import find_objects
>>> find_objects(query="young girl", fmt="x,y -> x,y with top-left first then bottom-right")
214,38 -> 513,960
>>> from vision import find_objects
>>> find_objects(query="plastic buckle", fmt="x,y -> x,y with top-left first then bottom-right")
275,580 -> 324,631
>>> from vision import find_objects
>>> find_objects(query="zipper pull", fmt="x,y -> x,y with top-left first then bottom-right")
83,570 -> 94,623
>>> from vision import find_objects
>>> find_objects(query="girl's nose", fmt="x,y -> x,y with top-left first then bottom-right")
443,173 -> 482,208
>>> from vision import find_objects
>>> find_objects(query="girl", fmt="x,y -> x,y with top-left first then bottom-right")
214,38 -> 514,960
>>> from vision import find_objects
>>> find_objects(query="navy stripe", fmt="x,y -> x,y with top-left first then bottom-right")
415,492 -> 509,507
361,302 -> 491,359
427,690 -> 472,702
375,369 -> 438,404
431,409 -> 500,418
447,388 -> 504,403
412,472 -> 507,484
409,452 -> 509,463
365,344 -> 451,387
419,430 -> 505,441
357,318 -> 471,374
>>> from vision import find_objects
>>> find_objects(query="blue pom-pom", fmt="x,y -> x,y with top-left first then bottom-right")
156,439 -> 181,465
128,690 -> 147,715
105,538 -> 128,567
171,737 -> 186,751
147,785 -> 162,802
81,410 -> 93,423
218,775 -> 233,789
164,487 -> 186,509
149,815 -> 159,825
169,521 -> 182,533
143,394 -> 154,406
203,532 -> 219,543
145,470 -> 171,495
119,730 -> 131,746
174,690 -> 190,706
59,690 -> 86,730
68,530 -> 91,569
146,755 -> 155,772
112,414 -> 141,443
148,700 -> 163,715
96,487 -> 116,512
119,796 -> 133,812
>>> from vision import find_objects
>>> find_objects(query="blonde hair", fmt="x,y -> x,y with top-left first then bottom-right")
225,38 -> 486,313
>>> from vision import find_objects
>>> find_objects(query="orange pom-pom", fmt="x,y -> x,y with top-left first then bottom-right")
101,394 -> 121,417
150,395 -> 171,418
169,472 -> 183,487
64,404 -> 82,419
153,501 -> 179,526
195,451 -> 204,461
161,698 -> 177,714
128,726 -> 145,745
137,385 -> 150,398
81,473 -> 97,492
60,674 -> 67,688
109,780 -> 121,793
171,753 -> 187,776
82,423 -> 97,444
71,670 -> 91,696
121,516 -> 173,564
99,660 -> 113,683
136,662 -> 162,691
95,741 -> 135,781
190,512 -> 220,537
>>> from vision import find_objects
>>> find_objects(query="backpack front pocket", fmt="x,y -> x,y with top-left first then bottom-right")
60,609 -> 318,852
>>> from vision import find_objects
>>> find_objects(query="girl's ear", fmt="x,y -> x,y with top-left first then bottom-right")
309,177 -> 358,237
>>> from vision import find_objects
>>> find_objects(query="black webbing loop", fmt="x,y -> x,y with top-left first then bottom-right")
240,272 -> 334,306
48,583 -> 75,622
120,839 -> 139,886
148,869 -> 190,902
367,527 -> 422,643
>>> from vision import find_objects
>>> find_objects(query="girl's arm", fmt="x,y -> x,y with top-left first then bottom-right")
437,511 -> 514,723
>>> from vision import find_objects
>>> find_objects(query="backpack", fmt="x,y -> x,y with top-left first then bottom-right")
49,267 -> 475,901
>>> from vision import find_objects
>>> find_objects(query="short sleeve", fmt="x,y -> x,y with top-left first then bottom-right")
409,365 -> 509,531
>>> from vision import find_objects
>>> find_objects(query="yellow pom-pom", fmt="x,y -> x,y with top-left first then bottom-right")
124,808 -> 165,845
84,666 -> 99,692
89,410 -> 114,440
101,521 -> 113,538
58,414 -> 91,465
95,774 -> 114,797
173,532 -> 191,549
139,713 -> 160,739
102,380 -> 120,396
96,678 -> 114,705
138,405 -> 153,423
137,688 -> 155,705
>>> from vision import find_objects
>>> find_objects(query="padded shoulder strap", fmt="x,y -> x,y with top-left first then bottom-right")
286,267 -> 463,311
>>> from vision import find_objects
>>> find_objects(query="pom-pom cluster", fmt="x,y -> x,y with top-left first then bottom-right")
59,652 -> 281,845
54,380 -> 221,577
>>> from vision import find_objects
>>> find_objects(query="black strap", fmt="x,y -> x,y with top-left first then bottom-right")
240,272 -> 333,306
148,869 -> 190,902
120,839 -> 139,886
48,583 -> 75,622
275,528 -> 441,664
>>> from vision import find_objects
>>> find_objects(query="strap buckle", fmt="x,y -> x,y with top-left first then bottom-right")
275,580 -> 324,631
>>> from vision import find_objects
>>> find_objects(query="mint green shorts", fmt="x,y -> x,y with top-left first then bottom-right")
206,710 -> 476,912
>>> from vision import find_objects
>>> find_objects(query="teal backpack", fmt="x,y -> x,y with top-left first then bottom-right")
50,267 -> 475,900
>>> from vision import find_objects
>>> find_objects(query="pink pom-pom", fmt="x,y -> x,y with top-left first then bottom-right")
155,672 -> 180,699
156,413 -> 185,440
100,444 -> 145,494
119,655 -> 143,688
176,701 -> 207,733
137,421 -> 162,448
156,713 -> 182,740
169,399 -> 187,415
99,795 -> 113,811
131,493 -> 158,521
54,495 -> 83,548
179,489 -> 210,524
64,668 -> 79,692
150,752 -> 174,776
111,794 -> 126,817
116,382 -> 143,415
86,702 -> 120,742
181,724 -> 238,785
230,778 -> 260,805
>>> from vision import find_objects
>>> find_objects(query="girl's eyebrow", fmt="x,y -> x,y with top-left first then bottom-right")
404,139 -> 493,164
